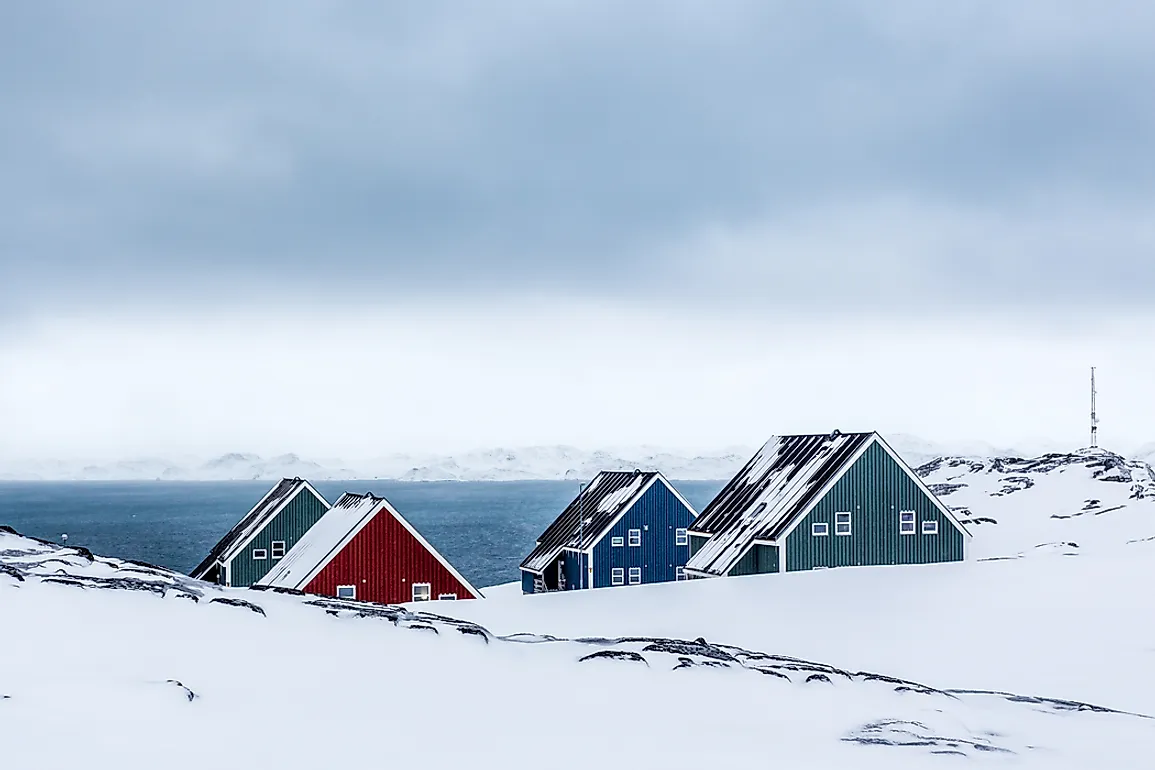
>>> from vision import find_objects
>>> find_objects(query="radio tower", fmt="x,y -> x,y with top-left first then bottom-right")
1090,366 -> 1098,449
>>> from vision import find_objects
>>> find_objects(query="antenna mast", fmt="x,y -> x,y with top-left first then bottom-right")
1090,366 -> 1098,449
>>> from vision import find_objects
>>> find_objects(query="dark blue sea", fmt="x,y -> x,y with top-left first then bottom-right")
0,480 -> 726,588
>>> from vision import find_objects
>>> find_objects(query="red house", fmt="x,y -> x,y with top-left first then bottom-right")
255,492 -> 482,603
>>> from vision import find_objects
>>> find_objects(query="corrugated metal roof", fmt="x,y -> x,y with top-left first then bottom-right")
257,492 -> 383,590
190,478 -> 323,579
685,432 -> 875,576
520,470 -> 659,574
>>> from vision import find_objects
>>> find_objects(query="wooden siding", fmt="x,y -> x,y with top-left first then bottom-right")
228,488 -> 328,587
520,570 -> 537,594
591,481 -> 696,587
304,506 -> 475,603
785,442 -> 964,571
728,544 -> 779,576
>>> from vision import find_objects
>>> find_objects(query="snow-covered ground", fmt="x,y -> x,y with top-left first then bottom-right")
3,447 -> 1155,767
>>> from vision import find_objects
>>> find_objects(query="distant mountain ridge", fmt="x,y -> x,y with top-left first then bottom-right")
0,435 -> 1133,482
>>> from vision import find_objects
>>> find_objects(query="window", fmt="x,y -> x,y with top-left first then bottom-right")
675,528 -> 689,546
271,540 -> 286,559
835,512 -> 852,536
611,568 -> 625,586
628,567 -> 641,585
612,536 -> 624,547
438,593 -> 458,600
412,583 -> 431,602
676,566 -> 686,581
811,522 -> 829,537
900,511 -> 916,535
628,529 -> 642,547
336,585 -> 356,600
922,520 -> 939,535
252,548 -> 268,560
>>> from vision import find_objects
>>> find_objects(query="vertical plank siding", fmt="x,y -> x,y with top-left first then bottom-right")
784,442 -> 964,571
229,489 -> 329,587
728,544 -> 779,576
304,508 -> 475,603
591,481 -> 696,587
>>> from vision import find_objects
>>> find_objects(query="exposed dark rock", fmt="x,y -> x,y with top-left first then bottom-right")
0,564 -> 25,582
166,679 -> 197,702
806,673 -> 831,684
579,650 -> 648,665
457,626 -> 489,642
405,623 -> 439,634
208,597 -> 266,616
249,585 -> 304,596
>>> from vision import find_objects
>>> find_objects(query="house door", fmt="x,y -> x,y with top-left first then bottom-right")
557,559 -> 566,589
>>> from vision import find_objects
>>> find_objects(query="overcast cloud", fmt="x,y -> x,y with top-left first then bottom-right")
1,2 -> 1154,458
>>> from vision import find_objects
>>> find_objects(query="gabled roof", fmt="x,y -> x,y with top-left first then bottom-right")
520,470 -> 694,574
686,431 -> 971,577
190,478 -> 329,579
685,432 -> 875,576
256,492 -> 482,599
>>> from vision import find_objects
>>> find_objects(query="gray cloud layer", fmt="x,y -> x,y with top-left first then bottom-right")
3,1 -> 1154,317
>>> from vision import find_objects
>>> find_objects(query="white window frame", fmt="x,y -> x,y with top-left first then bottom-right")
412,583 -> 431,602
675,566 -> 686,581
437,593 -> 458,600
835,512 -> 852,536
922,519 -> 939,535
611,568 -> 625,586
611,536 -> 625,547
900,511 -> 916,536
252,548 -> 268,560
270,540 -> 286,559
811,522 -> 829,537
628,529 -> 642,547
675,528 -> 689,546
336,585 -> 356,600
628,567 -> 642,585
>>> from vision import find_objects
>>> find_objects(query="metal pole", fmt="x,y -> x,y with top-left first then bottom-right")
578,481 -> 586,590
1091,366 -> 1098,448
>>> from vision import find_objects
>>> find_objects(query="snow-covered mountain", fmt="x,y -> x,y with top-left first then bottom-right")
0,435 -> 1105,481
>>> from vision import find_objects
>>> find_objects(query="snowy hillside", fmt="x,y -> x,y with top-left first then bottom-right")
916,448 -> 1155,560
0,435 -> 1090,481
2,525 -> 1153,767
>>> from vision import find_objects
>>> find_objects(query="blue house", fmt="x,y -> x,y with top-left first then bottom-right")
520,470 -> 698,594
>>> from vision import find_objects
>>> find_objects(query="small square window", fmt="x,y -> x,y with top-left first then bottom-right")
675,528 -> 689,546
611,536 -> 625,547
611,568 -> 625,586
835,512 -> 852,536
438,593 -> 458,600
252,548 -> 268,560
628,529 -> 641,547
922,520 -> 939,535
628,567 -> 641,585
271,540 -> 286,559
336,585 -> 356,600
675,566 -> 686,581
811,522 -> 829,537
412,583 -> 431,602
900,511 -> 916,535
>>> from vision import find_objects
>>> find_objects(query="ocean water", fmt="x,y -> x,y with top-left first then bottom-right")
0,480 -> 725,589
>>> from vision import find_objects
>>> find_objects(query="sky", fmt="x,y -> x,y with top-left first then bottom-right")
2,2 -> 1154,461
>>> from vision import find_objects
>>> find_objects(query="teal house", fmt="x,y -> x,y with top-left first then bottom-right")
190,478 -> 330,587
684,431 -> 970,579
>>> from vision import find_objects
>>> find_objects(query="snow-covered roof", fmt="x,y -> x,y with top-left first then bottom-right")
190,478 -> 329,579
520,470 -> 693,574
257,492 -> 482,599
686,432 -> 875,576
